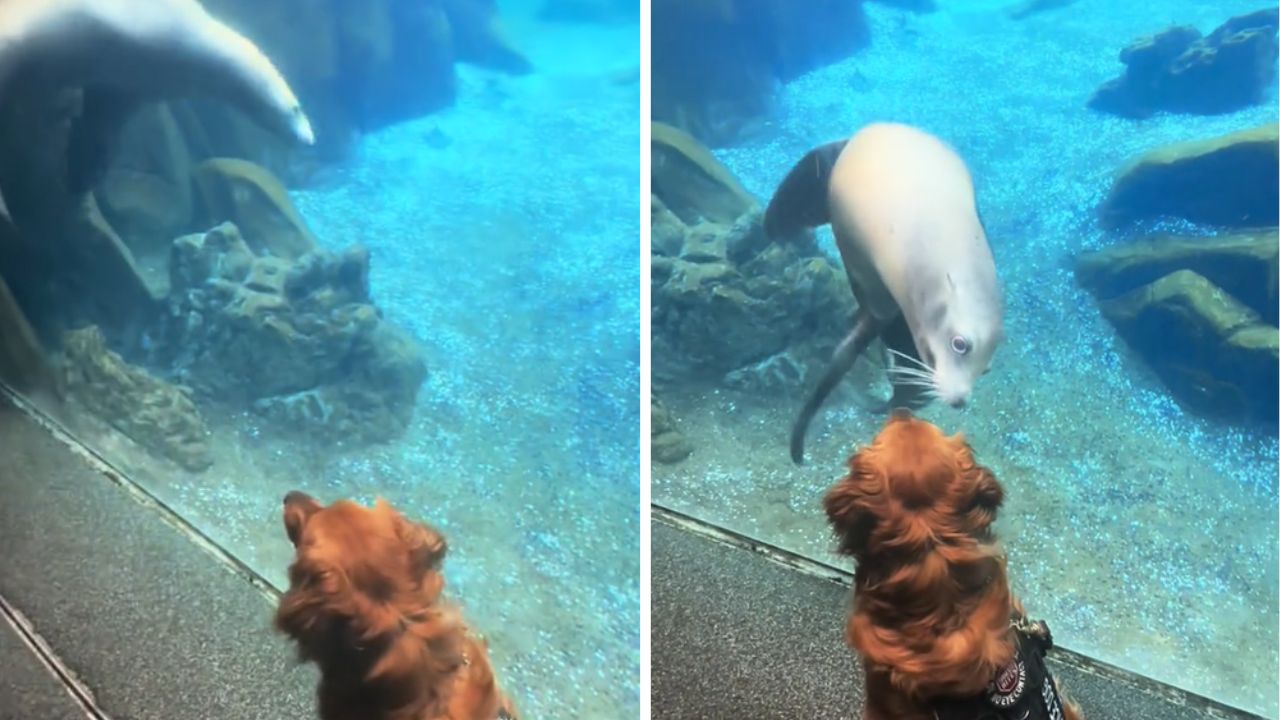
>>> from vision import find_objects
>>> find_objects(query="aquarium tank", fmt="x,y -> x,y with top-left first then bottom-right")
651,1 -> 1278,717
0,0 -> 640,717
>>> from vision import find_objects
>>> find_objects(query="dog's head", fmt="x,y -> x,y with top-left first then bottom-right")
824,411 -> 1003,563
823,411 -> 1012,696
274,491 -> 460,682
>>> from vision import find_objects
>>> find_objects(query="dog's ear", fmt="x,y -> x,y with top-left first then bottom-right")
824,452 -> 881,556
276,557 -> 354,641
376,499 -> 449,575
951,436 -> 1003,513
283,495 -> 323,547
404,521 -> 448,575
972,465 -> 1003,512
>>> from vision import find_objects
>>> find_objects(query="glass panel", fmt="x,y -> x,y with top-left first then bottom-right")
651,2 -> 1278,717
0,2 -> 639,717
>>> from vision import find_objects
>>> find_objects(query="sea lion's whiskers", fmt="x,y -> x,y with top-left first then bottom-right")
886,348 -> 932,372
886,365 -> 934,381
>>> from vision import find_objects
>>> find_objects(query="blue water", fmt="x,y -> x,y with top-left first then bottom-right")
655,1 -> 1277,716
279,10 -> 640,718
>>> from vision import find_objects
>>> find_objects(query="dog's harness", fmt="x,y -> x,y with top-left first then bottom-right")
931,614 -> 1067,720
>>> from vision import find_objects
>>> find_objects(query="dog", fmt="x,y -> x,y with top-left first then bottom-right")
823,411 -> 1083,720
274,491 -> 518,720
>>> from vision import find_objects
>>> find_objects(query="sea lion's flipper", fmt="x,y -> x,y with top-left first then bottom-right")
66,88 -> 140,195
764,139 -> 848,240
791,309 -> 879,465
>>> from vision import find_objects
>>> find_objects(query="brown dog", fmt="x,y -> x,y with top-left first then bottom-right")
823,412 -> 1083,720
274,491 -> 518,720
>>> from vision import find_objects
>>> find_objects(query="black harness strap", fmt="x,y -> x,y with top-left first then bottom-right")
932,617 -> 1067,720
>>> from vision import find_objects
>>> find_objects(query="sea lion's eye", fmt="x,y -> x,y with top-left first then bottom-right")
950,335 -> 970,355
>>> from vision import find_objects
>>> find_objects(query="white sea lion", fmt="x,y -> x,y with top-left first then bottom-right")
0,0 -> 315,220
765,122 -> 1004,464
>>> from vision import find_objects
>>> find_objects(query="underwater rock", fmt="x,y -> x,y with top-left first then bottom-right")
61,325 -> 212,472
251,322 -> 428,444
191,158 -> 318,259
0,88 -> 161,350
651,123 -> 759,226
869,0 -> 935,11
97,105 -> 195,262
651,397 -> 692,464
1075,230 -> 1279,325
72,194 -> 168,330
1098,269 -> 1278,425
1088,9 -> 1279,118
651,195 -> 688,258
1099,124 -> 1279,230
539,0 -> 639,23
723,351 -> 807,394
162,222 -> 427,444
652,200 -> 855,381
442,0 -> 534,74
1005,0 -> 1079,20
0,275 -> 58,395
652,0 -> 869,146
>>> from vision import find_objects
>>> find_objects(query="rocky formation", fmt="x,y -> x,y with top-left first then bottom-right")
652,0 -> 870,147
1005,0 -> 1078,20
1076,231 -> 1278,324
190,158 -> 318,260
1089,9 -> 1279,118
1075,230 -> 1279,425
0,276 -> 58,395
1099,271 -> 1276,424
871,0 -> 935,11
1099,124 -> 1278,230
158,223 -> 427,444
0,1 -> 486,453
651,125 -> 856,389
0,93 -> 429,450
61,325 -> 213,472
98,106 -> 197,262
651,398 -> 693,464
652,123 -> 759,225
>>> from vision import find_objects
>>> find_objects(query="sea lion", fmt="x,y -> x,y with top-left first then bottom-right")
0,0 -> 315,220
765,122 -> 1003,464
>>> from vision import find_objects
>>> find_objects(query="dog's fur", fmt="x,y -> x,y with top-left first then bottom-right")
274,492 -> 517,720
823,413 -> 1083,720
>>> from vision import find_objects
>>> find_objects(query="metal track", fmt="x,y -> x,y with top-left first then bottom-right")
0,591 -> 110,720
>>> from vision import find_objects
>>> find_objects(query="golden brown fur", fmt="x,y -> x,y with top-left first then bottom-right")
274,492 -> 517,720
823,413 -> 1083,720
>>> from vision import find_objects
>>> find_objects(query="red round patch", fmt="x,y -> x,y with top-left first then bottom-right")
995,662 -> 1020,694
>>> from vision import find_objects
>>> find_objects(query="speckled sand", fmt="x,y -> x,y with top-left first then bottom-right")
653,2 -> 1278,717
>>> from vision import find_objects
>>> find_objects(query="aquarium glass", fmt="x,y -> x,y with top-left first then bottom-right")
651,2 -> 1278,717
1,1 -> 640,717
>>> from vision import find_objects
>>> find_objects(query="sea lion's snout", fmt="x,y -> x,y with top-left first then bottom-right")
946,396 -> 968,409
292,108 -> 315,145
